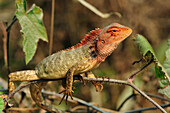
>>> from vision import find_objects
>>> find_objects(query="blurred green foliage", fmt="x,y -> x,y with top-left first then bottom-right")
0,0 -> 170,112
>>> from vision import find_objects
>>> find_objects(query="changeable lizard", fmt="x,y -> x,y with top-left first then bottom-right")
8,23 -> 132,112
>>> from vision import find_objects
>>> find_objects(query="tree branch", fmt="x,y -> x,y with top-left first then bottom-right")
5,77 -> 167,113
117,93 -> 136,111
42,90 -> 105,113
77,0 -> 121,18
82,77 -> 167,113
4,81 -> 38,102
125,104 -> 170,113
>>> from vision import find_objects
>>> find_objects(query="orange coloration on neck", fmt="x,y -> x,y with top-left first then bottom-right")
65,28 -> 102,51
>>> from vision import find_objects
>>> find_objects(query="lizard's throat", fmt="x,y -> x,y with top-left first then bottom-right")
96,51 -> 113,62
89,42 -> 118,62
89,47 -> 115,63
96,44 -> 118,62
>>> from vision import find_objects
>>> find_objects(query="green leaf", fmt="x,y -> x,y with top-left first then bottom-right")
155,64 -> 165,79
16,0 -> 48,64
159,80 -> 169,88
163,39 -> 170,76
0,98 -> 3,112
158,85 -> 170,98
136,34 -> 157,62
135,34 -> 170,82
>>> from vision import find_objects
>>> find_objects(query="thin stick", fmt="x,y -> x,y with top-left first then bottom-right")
7,107 -> 40,111
6,16 -> 17,32
0,89 -> 8,94
82,77 -> 167,113
125,104 -> 170,113
4,81 -> 38,102
49,0 -> 55,55
42,90 -> 105,113
5,16 -> 17,95
0,22 -> 8,67
117,92 -> 170,111
128,59 -> 153,82
78,0 -> 121,18
146,93 -> 170,102
117,93 -> 136,111
5,74 -> 167,112
128,82 -> 167,113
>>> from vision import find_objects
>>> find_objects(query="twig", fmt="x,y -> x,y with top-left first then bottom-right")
5,16 -> 18,94
4,81 -> 38,102
0,22 -> 8,67
0,89 -> 8,94
77,0 -> 121,18
117,93 -> 136,111
132,58 -> 143,65
125,104 -> 170,113
42,90 -> 105,113
5,16 -> 17,71
6,16 -> 17,32
7,107 -> 40,111
5,77 -> 166,112
117,92 -> 170,111
82,77 -> 167,113
5,72 -> 167,113
146,93 -> 170,102
128,82 -> 167,113
49,0 -> 55,55
128,59 -> 153,82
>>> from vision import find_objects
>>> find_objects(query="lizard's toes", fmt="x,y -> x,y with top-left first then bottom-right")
59,89 -> 74,105
92,81 -> 103,92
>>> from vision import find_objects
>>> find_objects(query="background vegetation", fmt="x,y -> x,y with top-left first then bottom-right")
0,0 -> 169,112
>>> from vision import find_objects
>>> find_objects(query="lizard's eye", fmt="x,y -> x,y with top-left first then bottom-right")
101,40 -> 105,44
112,30 -> 117,32
107,28 -> 119,33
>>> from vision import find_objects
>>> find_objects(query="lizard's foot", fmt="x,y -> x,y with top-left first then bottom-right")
59,89 -> 74,104
91,81 -> 103,92
78,75 -> 86,86
73,75 -> 86,85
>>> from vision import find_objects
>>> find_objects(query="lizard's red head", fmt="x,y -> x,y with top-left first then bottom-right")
96,23 -> 132,57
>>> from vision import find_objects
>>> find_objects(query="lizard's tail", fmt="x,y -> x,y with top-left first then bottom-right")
9,70 -> 39,82
8,70 -> 39,93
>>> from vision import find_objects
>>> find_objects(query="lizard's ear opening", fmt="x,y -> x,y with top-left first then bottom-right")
101,40 -> 105,44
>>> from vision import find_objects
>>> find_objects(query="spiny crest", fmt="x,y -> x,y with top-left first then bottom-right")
80,28 -> 102,44
65,28 -> 102,51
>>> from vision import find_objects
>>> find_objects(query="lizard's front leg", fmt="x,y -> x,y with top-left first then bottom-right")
59,67 -> 75,104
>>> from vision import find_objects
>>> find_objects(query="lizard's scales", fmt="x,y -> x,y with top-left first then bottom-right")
36,44 -> 95,79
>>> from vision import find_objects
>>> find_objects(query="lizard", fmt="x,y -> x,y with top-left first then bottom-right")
8,23 -> 132,112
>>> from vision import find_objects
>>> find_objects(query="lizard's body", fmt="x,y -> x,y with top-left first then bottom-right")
36,44 -> 97,79
9,23 -> 132,112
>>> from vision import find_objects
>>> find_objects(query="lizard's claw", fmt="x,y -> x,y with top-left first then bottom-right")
91,81 -> 103,92
78,76 -> 85,85
59,89 -> 74,104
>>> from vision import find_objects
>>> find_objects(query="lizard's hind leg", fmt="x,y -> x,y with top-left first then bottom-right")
85,71 -> 103,92
30,82 -> 61,112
